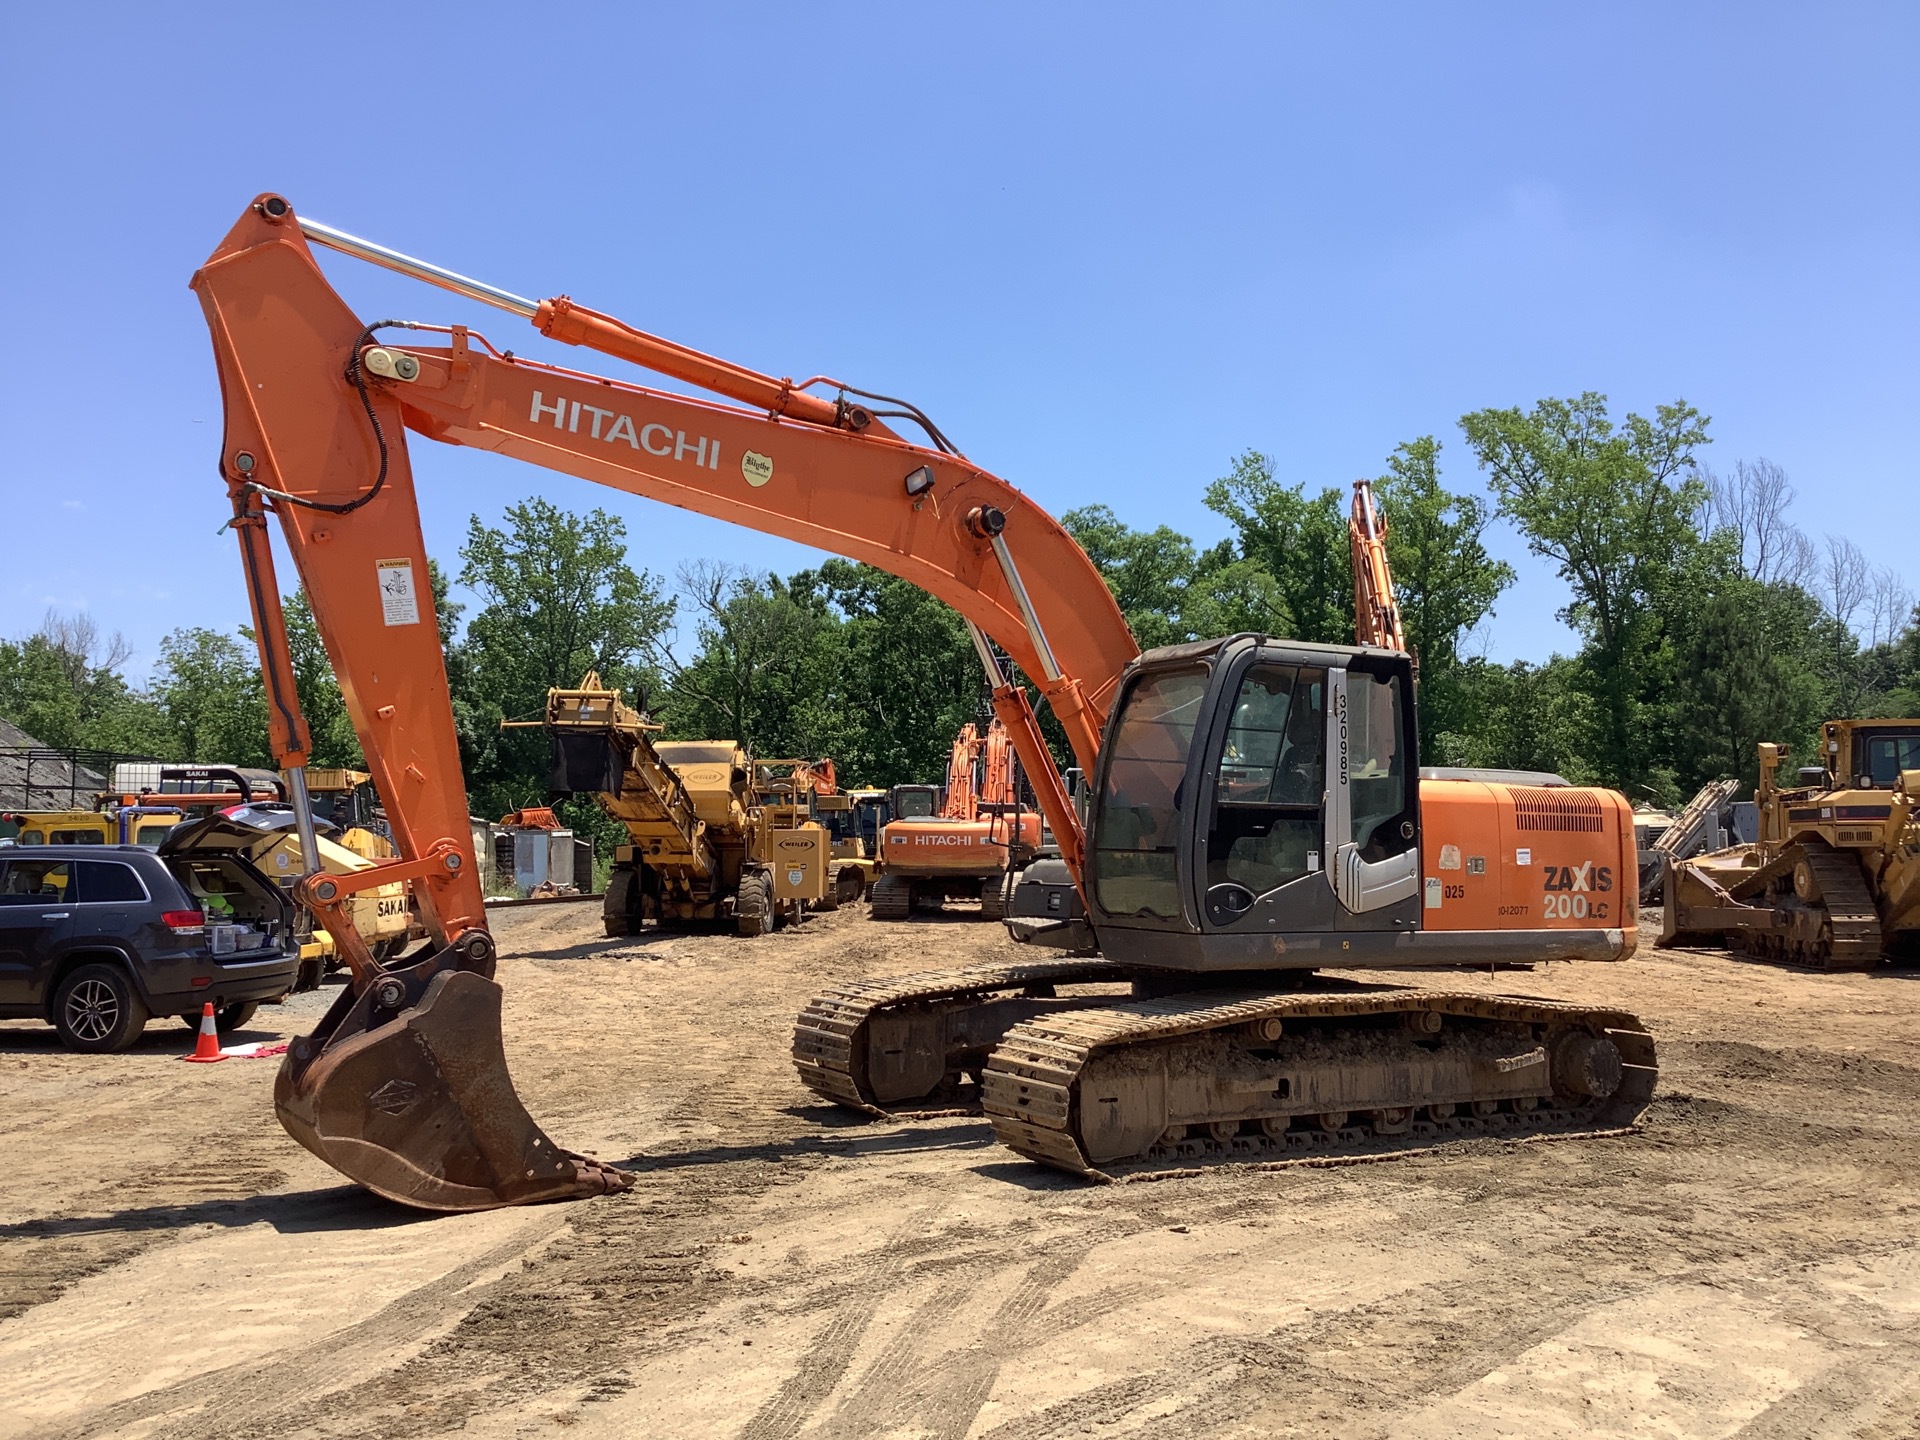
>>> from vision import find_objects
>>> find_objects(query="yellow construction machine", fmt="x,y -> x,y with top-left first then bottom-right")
544,675 -> 832,937
813,785 -> 887,906
752,759 -> 871,908
1661,718 -> 1920,969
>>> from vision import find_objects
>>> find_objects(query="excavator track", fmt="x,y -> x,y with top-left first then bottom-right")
982,987 -> 1657,1179
868,874 -> 914,922
792,959 -> 1130,1114
1729,840 -> 1882,972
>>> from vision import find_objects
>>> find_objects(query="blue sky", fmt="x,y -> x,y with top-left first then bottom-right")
2,3 -> 1914,680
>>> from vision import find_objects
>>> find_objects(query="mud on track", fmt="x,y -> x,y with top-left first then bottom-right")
3,904 -> 1919,1439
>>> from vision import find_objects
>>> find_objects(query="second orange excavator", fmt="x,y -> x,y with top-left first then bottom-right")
193,196 -> 1656,1211
871,719 -> 1042,921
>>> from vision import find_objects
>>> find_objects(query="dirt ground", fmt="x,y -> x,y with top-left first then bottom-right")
3,904 -> 1919,1440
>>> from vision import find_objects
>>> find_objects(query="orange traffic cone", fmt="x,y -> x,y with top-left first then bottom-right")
183,1001 -> 227,1063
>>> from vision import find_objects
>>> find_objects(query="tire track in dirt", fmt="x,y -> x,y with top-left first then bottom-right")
15,1210 -> 567,1440
805,1210 -> 1170,1440
803,1251 -> 1090,1440
736,1208 -> 940,1440
921,1264 -> 1153,1440
0,1158 -> 289,1324
974,1334 -> 1260,1440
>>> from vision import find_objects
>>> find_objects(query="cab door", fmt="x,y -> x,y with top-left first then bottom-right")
1327,661 -> 1420,923
1195,661 -> 1338,932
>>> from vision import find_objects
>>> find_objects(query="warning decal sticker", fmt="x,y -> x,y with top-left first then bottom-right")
377,559 -> 421,626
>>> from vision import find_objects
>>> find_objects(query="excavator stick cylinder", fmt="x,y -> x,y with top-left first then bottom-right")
274,936 -> 632,1211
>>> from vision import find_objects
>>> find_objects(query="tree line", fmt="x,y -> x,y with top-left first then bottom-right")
5,392 -> 1916,840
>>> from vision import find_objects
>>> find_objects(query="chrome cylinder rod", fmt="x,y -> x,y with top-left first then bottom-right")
988,535 -> 1063,682
967,621 -> 1007,688
283,764 -> 323,878
298,217 -> 540,319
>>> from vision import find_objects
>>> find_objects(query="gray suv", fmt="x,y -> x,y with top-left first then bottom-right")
0,816 -> 302,1052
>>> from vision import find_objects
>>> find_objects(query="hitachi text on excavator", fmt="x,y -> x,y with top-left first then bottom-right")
193,195 -> 1656,1211
871,719 -> 1040,921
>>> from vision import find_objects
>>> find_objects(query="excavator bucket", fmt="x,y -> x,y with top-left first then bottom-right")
275,957 -> 632,1211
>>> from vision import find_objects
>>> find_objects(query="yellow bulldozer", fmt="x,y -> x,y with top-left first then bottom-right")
1661,717 -> 1920,969
543,675 -> 832,937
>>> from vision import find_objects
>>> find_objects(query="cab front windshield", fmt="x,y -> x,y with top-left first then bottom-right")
1091,668 -> 1208,920
893,788 -> 936,819
1860,730 -> 1920,786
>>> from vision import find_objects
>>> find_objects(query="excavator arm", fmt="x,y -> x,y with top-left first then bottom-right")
1349,479 -> 1408,656
190,195 -> 1137,1210
940,724 -> 984,821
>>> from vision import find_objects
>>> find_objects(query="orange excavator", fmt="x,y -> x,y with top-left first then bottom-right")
193,195 -> 1656,1211
871,719 -> 1042,920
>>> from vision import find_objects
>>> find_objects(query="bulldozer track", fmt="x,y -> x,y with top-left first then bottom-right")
981,988 -> 1658,1179
791,959 -> 1131,1114
1803,842 -> 1882,966
1729,840 -> 1883,972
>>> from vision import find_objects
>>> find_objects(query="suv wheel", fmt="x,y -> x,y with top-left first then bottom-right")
177,1002 -> 259,1034
54,964 -> 151,1053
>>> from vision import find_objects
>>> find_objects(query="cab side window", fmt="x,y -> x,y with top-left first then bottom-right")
1206,665 -> 1326,897
1865,736 -> 1920,786
1091,668 -> 1211,920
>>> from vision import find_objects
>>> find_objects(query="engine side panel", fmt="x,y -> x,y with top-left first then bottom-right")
882,814 -> 1043,876
1417,780 -> 1638,947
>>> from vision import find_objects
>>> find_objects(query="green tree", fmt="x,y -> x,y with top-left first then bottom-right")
0,612 -> 172,756
1459,393 -> 1712,786
797,560 -> 983,787
1204,451 -> 1354,644
1434,655 -> 1606,783
1372,437 -> 1515,757
0,632 -> 88,750
457,500 -> 673,817
662,562 -> 851,756
1666,578 -> 1830,788
1061,504 -> 1206,649
150,628 -> 272,766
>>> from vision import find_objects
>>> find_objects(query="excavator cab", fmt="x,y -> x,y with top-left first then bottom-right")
1085,635 -> 1420,967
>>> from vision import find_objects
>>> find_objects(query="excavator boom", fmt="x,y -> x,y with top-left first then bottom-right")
192,195 -> 1135,1209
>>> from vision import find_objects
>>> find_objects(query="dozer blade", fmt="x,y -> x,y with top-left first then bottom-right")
275,958 -> 631,1212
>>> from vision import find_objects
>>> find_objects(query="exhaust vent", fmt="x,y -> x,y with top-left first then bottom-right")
1509,786 -> 1604,833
